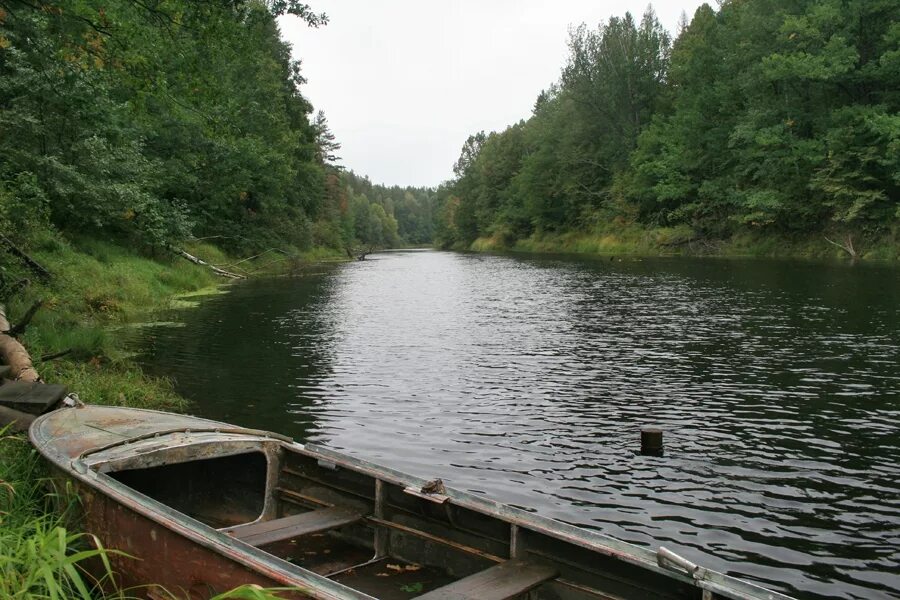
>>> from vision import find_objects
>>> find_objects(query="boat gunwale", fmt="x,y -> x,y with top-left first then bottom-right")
300,443 -> 794,600
30,405 -> 795,600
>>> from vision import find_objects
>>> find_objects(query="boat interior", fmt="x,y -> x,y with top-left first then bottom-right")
97,436 -> 705,600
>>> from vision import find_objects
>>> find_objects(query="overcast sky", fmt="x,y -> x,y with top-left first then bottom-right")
279,1 -> 705,188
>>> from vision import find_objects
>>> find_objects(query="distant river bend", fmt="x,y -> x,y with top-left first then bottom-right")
138,250 -> 900,600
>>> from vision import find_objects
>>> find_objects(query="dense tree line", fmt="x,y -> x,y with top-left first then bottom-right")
316,171 -> 436,253
437,1 -> 899,252
0,0 -> 404,255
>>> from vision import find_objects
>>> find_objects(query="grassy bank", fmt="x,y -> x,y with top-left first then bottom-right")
0,232 -> 341,598
467,225 -> 900,262
7,233 -> 343,410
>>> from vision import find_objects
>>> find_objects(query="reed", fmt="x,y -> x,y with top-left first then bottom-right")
210,586 -> 295,600
0,429 -> 126,599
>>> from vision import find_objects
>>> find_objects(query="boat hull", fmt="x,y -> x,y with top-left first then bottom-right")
32,405 -> 368,599
60,472 -> 299,598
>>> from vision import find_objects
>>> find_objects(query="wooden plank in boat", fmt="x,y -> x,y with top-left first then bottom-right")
415,559 -> 558,600
223,507 -> 363,547
0,381 -> 67,415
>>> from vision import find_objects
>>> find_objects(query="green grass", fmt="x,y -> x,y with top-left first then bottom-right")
45,362 -> 188,412
3,236 -> 218,364
4,234 -> 339,365
0,429 -> 128,599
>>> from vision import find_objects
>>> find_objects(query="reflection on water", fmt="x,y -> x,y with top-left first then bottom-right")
139,250 -> 900,600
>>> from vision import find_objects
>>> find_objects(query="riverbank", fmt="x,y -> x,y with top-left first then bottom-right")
11,234 -> 344,406
0,232 -> 342,598
465,225 -> 900,262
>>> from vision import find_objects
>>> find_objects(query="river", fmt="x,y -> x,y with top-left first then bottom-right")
137,250 -> 900,600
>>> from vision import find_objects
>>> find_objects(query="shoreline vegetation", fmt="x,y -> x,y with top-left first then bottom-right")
465,227 -> 899,262
432,1 -> 899,263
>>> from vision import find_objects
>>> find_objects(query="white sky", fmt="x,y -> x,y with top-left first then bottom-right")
279,1 -> 706,188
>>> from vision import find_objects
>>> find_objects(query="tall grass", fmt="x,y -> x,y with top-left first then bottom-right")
209,586 -> 295,600
0,429 -> 127,599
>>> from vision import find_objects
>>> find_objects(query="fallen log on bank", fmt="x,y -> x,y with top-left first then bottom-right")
0,304 -> 42,430
0,233 -> 52,281
824,234 -> 859,261
219,247 -> 288,272
0,304 -> 39,383
172,247 -> 245,279
345,245 -> 372,261
5,299 -> 42,338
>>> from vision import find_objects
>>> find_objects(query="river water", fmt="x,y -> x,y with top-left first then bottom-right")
137,250 -> 900,600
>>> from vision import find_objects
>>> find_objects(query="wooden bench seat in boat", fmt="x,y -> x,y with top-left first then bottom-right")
415,559 -> 558,600
0,381 -> 68,415
222,506 -> 363,547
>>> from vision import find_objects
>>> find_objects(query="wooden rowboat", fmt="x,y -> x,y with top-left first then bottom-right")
30,405 -> 794,600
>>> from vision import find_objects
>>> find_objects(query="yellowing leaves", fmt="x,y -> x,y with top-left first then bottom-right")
375,563 -> 423,577
387,563 -> 421,573
0,37 -> 10,50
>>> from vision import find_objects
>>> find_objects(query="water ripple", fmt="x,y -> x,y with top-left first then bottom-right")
140,251 -> 900,600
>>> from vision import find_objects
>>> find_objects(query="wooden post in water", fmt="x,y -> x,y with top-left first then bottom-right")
641,426 -> 663,456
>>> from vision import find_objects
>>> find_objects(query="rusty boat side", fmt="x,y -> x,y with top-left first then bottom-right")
30,405 -> 795,600
30,404 -> 369,599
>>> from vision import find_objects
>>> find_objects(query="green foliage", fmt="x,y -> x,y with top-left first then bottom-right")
322,171 -> 436,250
0,431 -> 129,600
0,0 -> 366,254
436,1 -> 900,256
811,105 -> 900,224
439,8 -> 672,245
209,585 -> 294,600
0,174 -> 51,233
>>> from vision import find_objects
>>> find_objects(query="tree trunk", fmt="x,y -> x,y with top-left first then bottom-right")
824,234 -> 859,261
0,305 -> 40,382
173,248 -> 245,279
0,234 -> 52,280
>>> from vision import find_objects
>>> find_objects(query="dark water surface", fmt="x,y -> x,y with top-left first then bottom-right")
138,250 -> 900,600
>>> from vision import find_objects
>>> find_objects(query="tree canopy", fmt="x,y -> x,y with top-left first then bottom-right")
0,0 -> 414,255
436,2 -> 900,250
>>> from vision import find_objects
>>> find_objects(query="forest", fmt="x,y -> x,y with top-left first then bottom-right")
4,1 -> 896,261
323,171 -> 437,253
436,0 -> 899,258
0,0 -> 434,257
